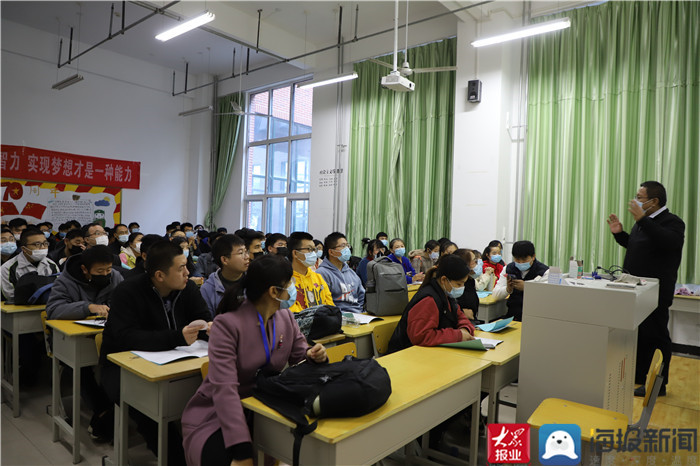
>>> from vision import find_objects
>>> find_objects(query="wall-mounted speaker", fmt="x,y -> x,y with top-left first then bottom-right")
467,80 -> 482,103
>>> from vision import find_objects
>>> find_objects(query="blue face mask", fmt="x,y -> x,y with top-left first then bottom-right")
490,254 -> 502,263
183,249 -> 190,258
118,234 -> 129,243
185,230 -> 195,239
380,239 -> 388,247
394,247 -> 406,257
1,242 -> 17,255
43,231 -> 51,239
276,282 -> 297,309
131,228 -> 140,233
446,280 -> 465,299
316,250 -> 323,260
261,240 -> 266,250
514,260 -> 532,272
299,251 -> 317,268
472,259 -> 483,277
338,247 -> 351,263
429,251 -> 439,261
59,232 -> 67,239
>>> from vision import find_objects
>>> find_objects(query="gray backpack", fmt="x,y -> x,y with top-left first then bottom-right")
364,257 -> 408,316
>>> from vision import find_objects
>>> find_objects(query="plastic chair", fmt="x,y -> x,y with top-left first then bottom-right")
201,360 -> 209,380
94,333 -> 103,358
528,349 -> 665,448
372,322 -> 397,357
326,342 -> 357,363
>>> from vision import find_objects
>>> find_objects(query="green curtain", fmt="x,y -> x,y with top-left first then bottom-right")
204,93 -> 242,231
347,38 -> 456,252
524,1 -> 699,283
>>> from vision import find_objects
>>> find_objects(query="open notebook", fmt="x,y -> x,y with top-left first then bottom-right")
439,337 -> 504,350
476,317 -> 514,333
343,312 -> 384,325
131,340 -> 208,365
74,319 -> 106,328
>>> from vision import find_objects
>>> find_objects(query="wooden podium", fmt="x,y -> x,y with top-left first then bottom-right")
516,278 -> 659,423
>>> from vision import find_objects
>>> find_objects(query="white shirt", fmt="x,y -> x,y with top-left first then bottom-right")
648,206 -> 668,219
492,265 -> 550,301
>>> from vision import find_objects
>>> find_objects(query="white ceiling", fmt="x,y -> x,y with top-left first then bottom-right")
1,1 -> 597,77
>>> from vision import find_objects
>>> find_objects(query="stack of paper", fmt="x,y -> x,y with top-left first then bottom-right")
476,317 -> 514,333
132,340 -> 208,365
344,313 -> 384,325
439,337 -> 504,350
74,319 -> 106,328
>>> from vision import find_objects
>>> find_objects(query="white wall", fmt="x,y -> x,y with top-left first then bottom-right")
450,13 -> 524,261
1,20 -> 211,234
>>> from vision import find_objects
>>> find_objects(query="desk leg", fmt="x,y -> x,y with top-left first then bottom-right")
51,356 -> 60,442
112,402 -> 121,464
11,321 -> 20,417
470,400 -> 479,466
72,363 -> 81,464
157,419 -> 168,466
486,369 -> 497,426
117,402 -> 129,464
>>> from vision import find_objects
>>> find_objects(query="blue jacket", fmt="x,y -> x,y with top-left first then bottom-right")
356,257 -> 370,287
387,253 -> 417,284
200,270 -> 226,319
316,258 -> 365,313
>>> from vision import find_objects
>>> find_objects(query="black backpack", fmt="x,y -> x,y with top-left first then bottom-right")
13,272 -> 60,304
254,357 -> 392,466
293,305 -> 342,341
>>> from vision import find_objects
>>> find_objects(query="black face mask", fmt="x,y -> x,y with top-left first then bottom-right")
89,273 -> 112,290
253,251 -> 264,259
276,247 -> 289,257
69,245 -> 84,255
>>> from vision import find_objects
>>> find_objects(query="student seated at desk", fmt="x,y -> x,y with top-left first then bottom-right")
100,241 -> 213,465
439,240 -> 458,258
453,249 -> 480,320
118,231 -> 143,270
409,239 -> 440,275
193,232 -> 224,279
482,241 -> 505,284
171,235 -> 197,277
388,255 -> 475,353
234,228 -> 266,261
181,255 -> 327,466
287,231 -> 334,313
492,240 -> 549,321
108,223 -> 130,256
1,228 -> 59,300
356,238 -> 385,287
386,238 -> 425,284
470,250 -> 496,291
46,245 -> 123,319
123,234 -> 162,278
45,245 -> 122,441
200,235 -> 250,318
49,228 -> 85,270
1,226 -> 18,265
264,232 -> 288,257
316,232 -> 365,314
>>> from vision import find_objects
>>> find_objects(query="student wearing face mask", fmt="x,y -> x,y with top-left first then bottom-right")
182,255 -> 327,466
470,250 -> 496,292
264,233 -> 288,257
482,243 -> 505,284
108,224 -> 130,256
128,222 -> 141,234
386,238 -> 425,284
608,181 -> 684,397
316,232 -> 365,314
50,229 -> 86,269
356,238 -> 385,287
452,249 -> 481,321
410,240 -> 440,275
119,232 -> 144,270
376,231 -> 389,248
171,236 -> 197,278
388,254 -> 475,353
312,239 -> 324,270
1,227 -> 18,264
8,217 -> 28,242
287,232 -> 334,313
492,240 -> 549,321
1,228 -> 59,300
234,228 -> 266,261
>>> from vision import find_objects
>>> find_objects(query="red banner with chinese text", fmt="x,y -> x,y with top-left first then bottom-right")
0,145 -> 140,189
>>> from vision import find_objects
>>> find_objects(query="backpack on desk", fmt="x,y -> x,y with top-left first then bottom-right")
293,305 -> 342,341
13,272 -> 59,304
254,357 -> 392,466
365,256 -> 408,316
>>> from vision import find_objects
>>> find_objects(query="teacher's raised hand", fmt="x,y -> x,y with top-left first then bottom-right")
607,214 -> 623,234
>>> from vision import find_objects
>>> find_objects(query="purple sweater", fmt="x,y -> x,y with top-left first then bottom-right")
181,300 -> 310,466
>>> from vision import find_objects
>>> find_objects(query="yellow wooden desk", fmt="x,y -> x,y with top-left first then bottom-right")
341,315 -> 401,358
478,293 -> 508,322
407,283 -> 420,301
432,321 -> 522,426
108,351 -> 207,466
46,320 -> 103,463
313,333 -> 346,346
242,345 -> 491,466
1,302 -> 46,417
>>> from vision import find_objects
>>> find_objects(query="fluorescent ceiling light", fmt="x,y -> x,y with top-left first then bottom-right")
179,105 -> 213,117
156,12 -> 215,42
297,72 -> 358,90
51,74 -> 84,90
471,18 -> 571,47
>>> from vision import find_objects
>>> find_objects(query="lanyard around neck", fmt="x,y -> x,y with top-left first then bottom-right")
258,313 -> 276,366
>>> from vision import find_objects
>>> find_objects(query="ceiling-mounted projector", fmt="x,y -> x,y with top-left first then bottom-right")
381,72 -> 415,92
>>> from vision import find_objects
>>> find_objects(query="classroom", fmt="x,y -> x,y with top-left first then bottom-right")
1,1 -> 698,465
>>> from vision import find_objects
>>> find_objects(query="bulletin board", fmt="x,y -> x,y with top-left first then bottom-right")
1,179 -> 121,227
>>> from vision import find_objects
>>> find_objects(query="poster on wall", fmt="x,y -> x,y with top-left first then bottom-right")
1,179 -> 121,227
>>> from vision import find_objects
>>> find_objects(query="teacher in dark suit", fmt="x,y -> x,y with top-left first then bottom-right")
607,181 -> 685,396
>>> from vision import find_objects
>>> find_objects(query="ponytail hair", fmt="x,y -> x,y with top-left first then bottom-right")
216,255 -> 293,315
420,255 -> 470,290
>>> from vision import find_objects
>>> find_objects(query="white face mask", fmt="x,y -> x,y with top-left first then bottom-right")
30,248 -> 49,262
133,243 -> 142,254
14,233 -> 21,241
95,235 -> 109,246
